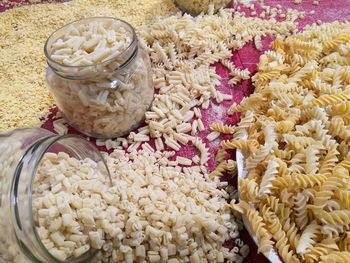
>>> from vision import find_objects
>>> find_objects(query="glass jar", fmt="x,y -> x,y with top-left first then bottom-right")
174,0 -> 231,15
44,17 -> 154,139
0,128 -> 110,263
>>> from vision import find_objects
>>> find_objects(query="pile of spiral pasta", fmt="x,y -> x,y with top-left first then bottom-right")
214,21 -> 350,263
121,8 -> 297,155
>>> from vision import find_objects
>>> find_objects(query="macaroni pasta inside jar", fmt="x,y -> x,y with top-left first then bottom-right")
45,17 -> 154,138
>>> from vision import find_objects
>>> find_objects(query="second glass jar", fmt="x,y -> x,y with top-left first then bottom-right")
45,17 -> 154,139
174,0 -> 231,15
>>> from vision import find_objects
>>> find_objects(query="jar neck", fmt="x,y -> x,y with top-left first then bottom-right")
44,17 -> 139,81
47,40 -> 139,81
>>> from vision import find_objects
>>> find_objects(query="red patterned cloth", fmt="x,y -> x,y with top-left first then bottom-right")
2,1 -> 350,262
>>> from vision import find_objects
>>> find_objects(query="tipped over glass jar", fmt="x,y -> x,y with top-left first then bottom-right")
0,128 -> 110,263
45,17 -> 154,139
174,0 -> 231,15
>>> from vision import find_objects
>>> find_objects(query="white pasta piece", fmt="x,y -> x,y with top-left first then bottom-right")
207,131 -> 220,142
155,137 -> 164,151
176,156 -> 192,166
216,92 -> 224,103
151,106 -> 166,118
158,248 -> 167,261
145,111 -> 159,119
222,93 -> 233,100
183,111 -> 195,123
164,138 -> 181,151
227,102 -> 237,115
53,48 -> 73,56
96,139 -> 107,147
192,155 -> 200,164
197,119 -> 205,132
167,244 -> 177,256
202,100 -> 210,109
49,248 -> 67,261
141,143 -> 155,153
89,231 -> 104,249
53,119 -> 68,135
136,245 -> 146,258
148,254 -> 161,262
254,35 -> 263,51
105,139 -> 121,150
125,252 -> 134,263
190,252 -> 201,263
133,134 -> 150,142
72,245 -> 90,258
51,183 -> 62,194
191,120 -> 198,135
51,232 -> 65,246
193,138 -> 210,165
62,214 -> 74,227
176,123 -> 192,133
193,107 -> 202,118
116,138 -> 128,148
173,133 -> 189,145
170,109 -> 183,121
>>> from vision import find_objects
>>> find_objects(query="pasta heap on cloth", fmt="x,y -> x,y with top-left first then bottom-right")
127,8 -> 297,154
219,21 -> 350,263
32,150 -> 243,263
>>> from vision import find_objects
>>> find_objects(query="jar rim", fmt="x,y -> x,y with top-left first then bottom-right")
14,133 -> 111,263
44,17 -> 138,70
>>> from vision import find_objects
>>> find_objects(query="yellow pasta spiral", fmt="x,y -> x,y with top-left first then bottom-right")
323,33 -> 350,51
210,123 -> 236,134
310,174 -> 346,215
266,196 -> 291,225
220,139 -> 259,153
270,37 -> 286,51
239,178 -> 258,202
334,190 -> 350,209
304,246 -> 332,263
339,232 -> 350,252
283,218 -> 301,251
261,205 -> 301,263
294,193 -> 309,232
329,101 -> 350,116
319,210 -> 350,226
276,118 -> 298,133
273,148 -> 294,160
283,134 -> 316,151
209,161 -> 227,179
320,251 -> 350,263
310,89 -> 350,107
226,159 -> 237,177
240,201 -> 274,256
215,148 -> 226,165
319,145 -> 339,176
328,117 -> 350,141
253,70 -> 282,86
290,173 -> 328,189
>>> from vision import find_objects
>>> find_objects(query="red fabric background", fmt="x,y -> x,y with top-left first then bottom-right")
2,1 -> 350,262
